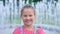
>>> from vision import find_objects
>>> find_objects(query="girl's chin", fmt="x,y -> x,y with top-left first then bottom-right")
25,23 -> 32,25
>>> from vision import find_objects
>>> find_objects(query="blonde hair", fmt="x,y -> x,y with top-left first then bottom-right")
21,4 -> 35,16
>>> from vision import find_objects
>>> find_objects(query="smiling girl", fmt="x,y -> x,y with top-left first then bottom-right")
13,4 -> 44,34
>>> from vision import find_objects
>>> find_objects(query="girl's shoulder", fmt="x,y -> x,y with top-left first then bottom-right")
12,26 -> 20,34
36,26 -> 44,34
36,26 -> 42,30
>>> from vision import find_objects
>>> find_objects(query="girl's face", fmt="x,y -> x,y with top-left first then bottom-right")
21,8 -> 35,26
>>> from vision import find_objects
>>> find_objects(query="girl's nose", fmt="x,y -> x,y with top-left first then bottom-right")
27,16 -> 30,20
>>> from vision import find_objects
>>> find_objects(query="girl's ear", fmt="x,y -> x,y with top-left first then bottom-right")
34,15 -> 36,18
34,15 -> 36,19
20,16 -> 22,20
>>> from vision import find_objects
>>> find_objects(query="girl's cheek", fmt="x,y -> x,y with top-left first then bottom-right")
23,18 -> 26,21
22,17 -> 26,19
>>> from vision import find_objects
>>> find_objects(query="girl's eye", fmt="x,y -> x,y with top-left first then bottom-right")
29,15 -> 32,17
24,15 -> 27,17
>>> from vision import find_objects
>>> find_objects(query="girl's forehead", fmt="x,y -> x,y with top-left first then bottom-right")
23,7 -> 34,10
21,8 -> 35,15
23,8 -> 34,12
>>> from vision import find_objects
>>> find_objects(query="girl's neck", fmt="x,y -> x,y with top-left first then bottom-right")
24,24 -> 34,30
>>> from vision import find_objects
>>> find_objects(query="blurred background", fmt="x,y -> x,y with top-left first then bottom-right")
0,0 -> 60,34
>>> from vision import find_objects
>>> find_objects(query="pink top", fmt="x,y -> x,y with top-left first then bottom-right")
12,25 -> 44,34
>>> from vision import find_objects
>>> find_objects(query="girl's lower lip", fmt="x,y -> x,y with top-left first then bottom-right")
27,22 -> 29,23
25,21 -> 30,23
